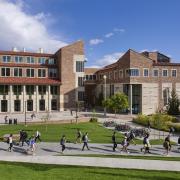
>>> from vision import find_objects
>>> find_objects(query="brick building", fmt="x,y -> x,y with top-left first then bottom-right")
0,40 -> 85,114
85,49 -> 180,114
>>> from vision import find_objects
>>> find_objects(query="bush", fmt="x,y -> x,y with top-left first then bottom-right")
89,118 -> 98,123
133,113 -> 179,132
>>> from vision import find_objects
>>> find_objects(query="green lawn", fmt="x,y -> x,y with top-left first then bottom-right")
0,162 -> 180,180
0,122 -> 164,144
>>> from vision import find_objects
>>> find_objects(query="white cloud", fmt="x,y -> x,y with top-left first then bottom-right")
105,32 -> 114,38
113,28 -> 125,32
94,52 -> 124,67
0,0 -> 67,53
89,38 -> 104,45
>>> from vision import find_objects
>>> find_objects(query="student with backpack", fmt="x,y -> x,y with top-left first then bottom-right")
141,134 -> 151,154
112,131 -> 117,152
82,132 -> 90,151
163,135 -> 171,156
120,134 -> 129,154
35,130 -> 41,142
60,135 -> 66,153
127,131 -> 136,146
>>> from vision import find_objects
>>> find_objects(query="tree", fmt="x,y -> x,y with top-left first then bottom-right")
167,88 -> 180,115
102,93 -> 129,116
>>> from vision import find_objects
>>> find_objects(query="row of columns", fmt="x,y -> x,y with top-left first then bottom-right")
6,85 -> 52,113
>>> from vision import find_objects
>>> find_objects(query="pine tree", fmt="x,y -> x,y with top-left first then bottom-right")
167,88 -> 180,115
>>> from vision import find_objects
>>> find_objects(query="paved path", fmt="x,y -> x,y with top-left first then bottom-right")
1,155 -> 180,172
0,142 -> 180,171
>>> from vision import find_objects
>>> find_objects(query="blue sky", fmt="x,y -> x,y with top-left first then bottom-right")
0,0 -> 180,67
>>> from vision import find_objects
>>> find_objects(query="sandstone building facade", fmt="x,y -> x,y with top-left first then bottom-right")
0,41 -> 85,114
85,49 -> 180,115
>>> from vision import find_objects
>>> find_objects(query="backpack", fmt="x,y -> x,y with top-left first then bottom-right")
82,135 -> 85,141
7,138 -> 9,144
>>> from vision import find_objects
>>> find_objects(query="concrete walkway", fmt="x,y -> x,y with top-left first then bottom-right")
0,142 -> 180,171
1,155 -> 180,172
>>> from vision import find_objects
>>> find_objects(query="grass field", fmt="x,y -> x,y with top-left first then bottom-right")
0,161 -> 180,180
0,122 -> 163,144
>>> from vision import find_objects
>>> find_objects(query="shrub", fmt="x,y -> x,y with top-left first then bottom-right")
89,118 -> 98,123
115,124 -> 131,132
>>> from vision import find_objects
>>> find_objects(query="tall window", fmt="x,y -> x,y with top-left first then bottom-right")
26,85 -> 34,95
14,68 -> 22,77
15,56 -> 23,63
3,56 -> 11,63
48,68 -> 57,78
26,69 -> 34,77
39,99 -> 45,111
119,70 -> 123,78
38,69 -> 46,77
162,69 -> 168,77
51,99 -> 58,110
163,88 -> 170,106
172,69 -> 177,77
27,57 -> 34,64
153,69 -> 159,77
38,57 -> 46,64
78,77 -> 84,87
14,100 -> 21,112
27,100 -> 33,111
1,68 -> 10,76
76,61 -> 84,72
48,58 -> 56,64
50,86 -> 58,95
78,91 -> 84,101
13,85 -> 22,95
1,100 -> 8,112
0,85 -> 8,95
38,85 -> 46,95
143,69 -> 149,77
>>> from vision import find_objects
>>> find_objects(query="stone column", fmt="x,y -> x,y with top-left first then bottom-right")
23,85 -> 25,112
128,84 -> 132,114
9,85 -> 13,113
48,85 -> 51,112
36,85 -> 38,112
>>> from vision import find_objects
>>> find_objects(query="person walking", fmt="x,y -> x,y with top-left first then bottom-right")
127,130 -> 136,145
35,130 -> 41,142
28,136 -> 36,155
120,134 -> 129,154
75,129 -> 82,144
4,115 -> 8,124
163,135 -> 171,156
82,132 -> 90,151
7,134 -> 13,152
60,135 -> 66,153
141,134 -> 151,154
112,131 -> 117,152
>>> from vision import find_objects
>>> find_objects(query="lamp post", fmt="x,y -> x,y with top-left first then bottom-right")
103,75 -> 107,117
24,101 -> 27,126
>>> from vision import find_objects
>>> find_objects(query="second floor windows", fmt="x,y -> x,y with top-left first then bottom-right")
153,69 -> 159,77
78,77 -> 84,86
38,85 -> 46,95
15,56 -> 23,63
126,69 -> 139,77
49,68 -> 57,78
27,57 -> 34,64
38,57 -> 46,64
3,56 -> 11,63
26,69 -> 34,77
50,86 -> 58,95
76,61 -> 84,72
143,69 -> 149,77
13,85 -> 22,95
0,85 -> 8,95
26,85 -> 34,95
162,69 -> 168,77
1,68 -> 10,76
14,68 -> 22,77
172,69 -> 177,77
38,69 -> 46,77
